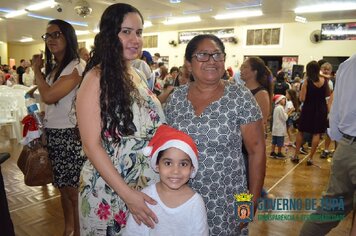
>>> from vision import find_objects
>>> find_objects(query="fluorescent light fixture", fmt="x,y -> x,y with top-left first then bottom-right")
183,8 -> 213,15
93,28 -> 100,33
170,0 -> 181,3
0,8 -> 12,13
19,37 -> 34,42
226,0 -> 262,10
75,30 -> 91,36
214,10 -> 263,20
66,20 -> 88,27
163,16 -> 201,25
5,10 -> 27,18
144,21 -> 153,28
26,0 -> 56,11
148,13 -> 172,20
27,13 -> 54,21
295,15 -> 307,23
294,2 -> 356,13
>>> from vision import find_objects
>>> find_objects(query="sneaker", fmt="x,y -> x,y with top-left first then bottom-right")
270,151 -> 277,157
291,155 -> 300,163
320,150 -> 329,159
299,147 -> 308,155
276,152 -> 286,159
306,159 -> 313,166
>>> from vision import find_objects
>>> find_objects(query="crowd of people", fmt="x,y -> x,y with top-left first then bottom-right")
3,2 -> 354,236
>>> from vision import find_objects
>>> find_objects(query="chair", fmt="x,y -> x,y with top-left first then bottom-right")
0,96 -> 22,143
12,84 -> 31,92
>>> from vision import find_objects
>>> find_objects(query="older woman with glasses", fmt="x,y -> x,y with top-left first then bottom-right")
164,34 -> 266,236
31,19 -> 86,236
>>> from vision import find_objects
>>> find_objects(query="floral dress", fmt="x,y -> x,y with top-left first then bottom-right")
79,75 -> 165,236
164,83 -> 262,236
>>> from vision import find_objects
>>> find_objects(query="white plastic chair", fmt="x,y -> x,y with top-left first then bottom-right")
0,96 -> 22,143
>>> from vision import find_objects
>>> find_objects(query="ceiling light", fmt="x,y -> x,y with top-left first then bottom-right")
225,0 -> 262,10
170,0 -> 181,3
214,10 -> 263,20
163,16 -> 201,25
19,37 -> 34,43
27,13 -> 54,21
5,10 -> 27,18
75,30 -> 90,36
148,13 -> 173,20
294,2 -> 356,13
144,21 -> 153,28
295,16 -> 307,23
26,0 -> 56,11
183,8 -> 213,15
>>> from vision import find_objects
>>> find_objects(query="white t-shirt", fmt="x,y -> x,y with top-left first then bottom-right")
123,184 -> 209,236
272,104 -> 288,136
44,59 -> 86,128
285,100 -> 294,113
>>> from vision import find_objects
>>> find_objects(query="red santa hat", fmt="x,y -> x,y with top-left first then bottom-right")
142,125 -> 199,178
273,94 -> 286,104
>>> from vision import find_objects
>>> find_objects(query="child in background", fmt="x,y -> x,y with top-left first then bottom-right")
285,89 -> 299,146
271,95 -> 290,159
124,125 -> 209,236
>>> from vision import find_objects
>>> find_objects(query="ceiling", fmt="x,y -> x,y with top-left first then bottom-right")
0,0 -> 356,44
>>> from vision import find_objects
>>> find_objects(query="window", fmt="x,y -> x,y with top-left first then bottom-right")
246,27 -> 280,46
143,35 -> 158,48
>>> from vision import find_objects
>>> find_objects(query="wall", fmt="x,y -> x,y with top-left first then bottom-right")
0,41 -> 7,65
7,19 -> 356,70
8,43 -> 45,66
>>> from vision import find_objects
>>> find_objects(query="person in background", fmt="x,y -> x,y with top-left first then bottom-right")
78,47 -> 90,62
164,34 -> 265,235
273,71 -> 290,96
76,3 -> 165,235
16,59 -> 26,85
240,56 -> 273,200
124,125 -> 209,236
31,19 -> 86,236
270,94 -> 289,158
23,66 -> 34,86
299,54 -> 356,236
174,64 -> 190,86
285,89 -> 299,146
319,61 -> 335,159
291,61 -> 330,165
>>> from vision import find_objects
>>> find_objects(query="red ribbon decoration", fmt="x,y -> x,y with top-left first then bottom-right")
21,114 -> 39,137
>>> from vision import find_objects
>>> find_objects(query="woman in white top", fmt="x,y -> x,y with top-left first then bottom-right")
31,19 -> 86,236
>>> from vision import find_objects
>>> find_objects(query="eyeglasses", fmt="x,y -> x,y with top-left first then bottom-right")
192,52 -> 226,62
41,31 -> 62,41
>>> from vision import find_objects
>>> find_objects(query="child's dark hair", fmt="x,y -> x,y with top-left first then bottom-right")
155,149 -> 193,165
286,89 -> 299,112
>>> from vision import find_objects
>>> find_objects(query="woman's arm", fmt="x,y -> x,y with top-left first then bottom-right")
241,119 -> 266,212
299,80 -> 307,102
32,55 -> 82,104
254,90 -> 270,128
76,69 -> 158,228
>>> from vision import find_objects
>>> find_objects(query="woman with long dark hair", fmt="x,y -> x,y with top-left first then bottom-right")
291,61 -> 330,165
76,3 -> 165,235
32,19 -> 86,236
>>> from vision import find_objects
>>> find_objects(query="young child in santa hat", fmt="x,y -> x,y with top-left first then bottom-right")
123,125 -> 209,236
271,94 -> 292,159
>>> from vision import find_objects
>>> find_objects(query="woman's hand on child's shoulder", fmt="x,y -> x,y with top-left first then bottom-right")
123,188 -> 158,228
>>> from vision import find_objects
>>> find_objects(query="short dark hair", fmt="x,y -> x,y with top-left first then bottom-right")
185,34 -> 225,63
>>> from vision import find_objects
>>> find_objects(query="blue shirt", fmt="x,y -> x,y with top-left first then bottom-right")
328,54 -> 356,141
